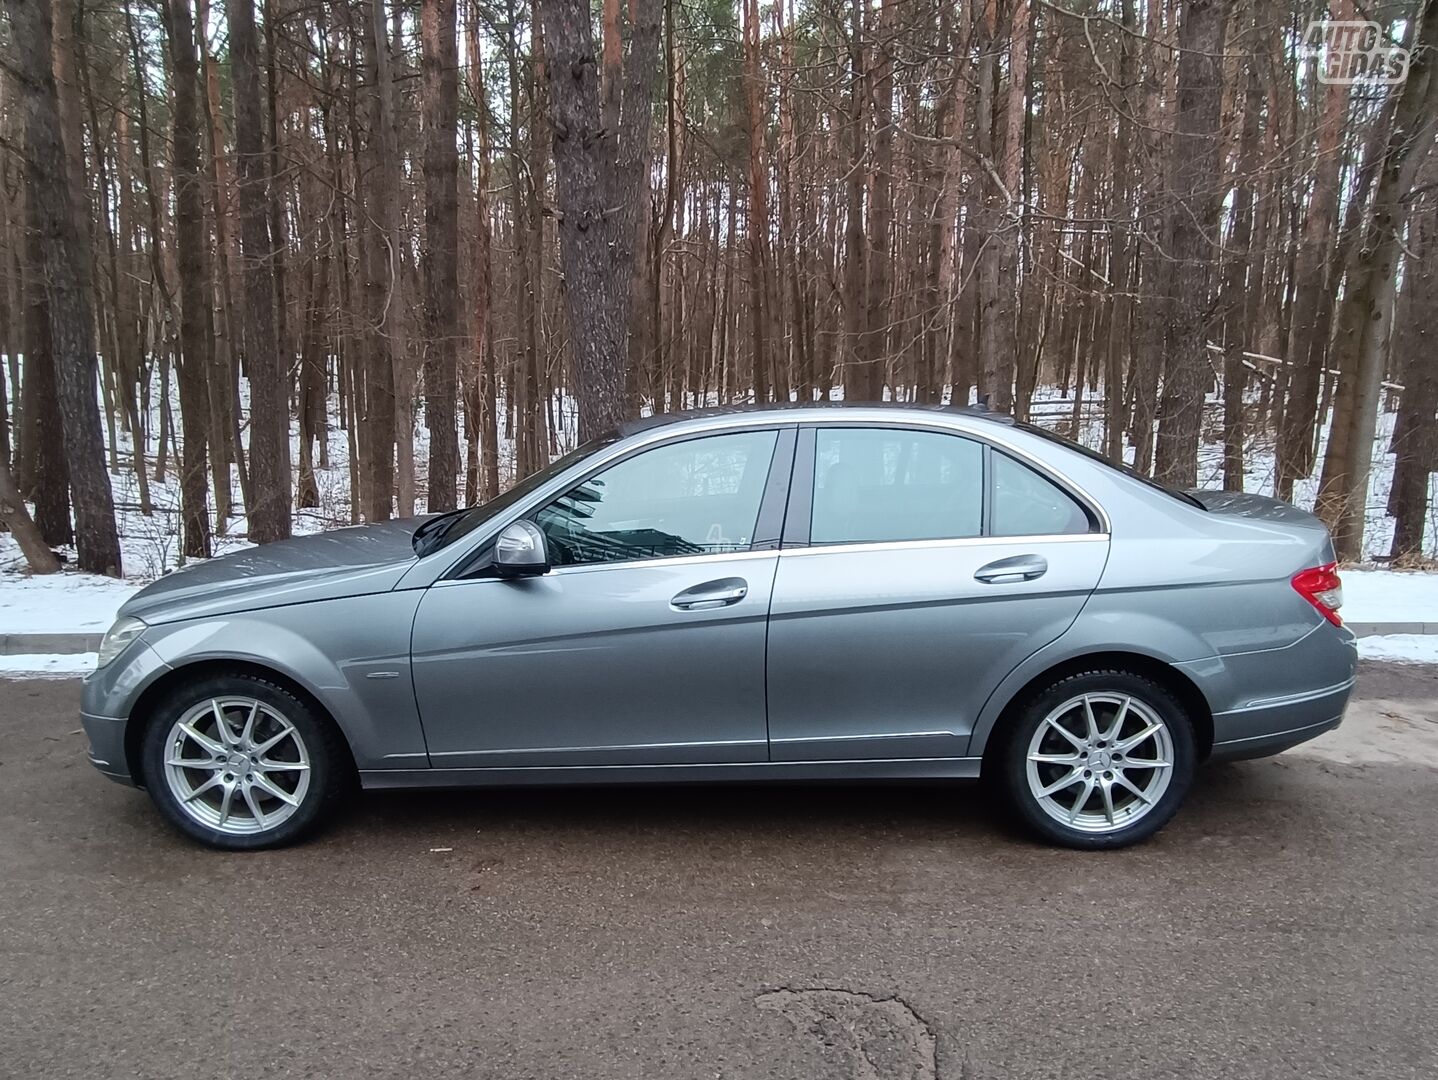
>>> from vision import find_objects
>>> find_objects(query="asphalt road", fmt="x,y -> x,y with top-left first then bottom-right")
2,664 -> 1436,1080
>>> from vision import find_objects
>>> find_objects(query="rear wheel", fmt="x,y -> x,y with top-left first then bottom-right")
140,674 -> 349,850
998,671 -> 1196,850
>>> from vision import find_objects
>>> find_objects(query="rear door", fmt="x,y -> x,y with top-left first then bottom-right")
765,424 -> 1109,761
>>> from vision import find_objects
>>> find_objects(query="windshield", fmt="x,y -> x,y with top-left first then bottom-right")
1016,423 -> 1208,511
412,431 -> 621,556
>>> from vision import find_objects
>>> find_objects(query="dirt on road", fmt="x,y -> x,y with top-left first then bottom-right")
1,663 -> 1435,1080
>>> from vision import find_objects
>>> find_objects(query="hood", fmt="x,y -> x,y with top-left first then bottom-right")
120,518 -> 423,624
1184,489 -> 1328,532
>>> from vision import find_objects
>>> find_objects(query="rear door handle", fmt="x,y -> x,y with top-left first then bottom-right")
671,578 -> 749,610
974,554 -> 1048,584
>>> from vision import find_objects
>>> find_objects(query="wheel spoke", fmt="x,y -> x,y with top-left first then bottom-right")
1081,697 -> 1099,742
181,773 -> 224,802
216,782 -> 237,826
166,756 -> 216,769
1068,778 -> 1096,823
1119,757 -> 1171,771
241,785 -> 267,827
1044,716 -> 1086,750
1099,779 -> 1117,825
1112,772 -> 1153,804
1037,767 -> 1085,797
257,757 -> 309,772
240,701 -> 261,746
252,773 -> 300,806
178,722 -> 225,757
1103,697 -> 1131,742
1028,751 -> 1081,766
252,729 -> 291,756
210,700 -> 236,746
1115,722 -> 1162,753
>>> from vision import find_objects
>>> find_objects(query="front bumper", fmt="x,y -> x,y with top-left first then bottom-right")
79,638 -> 171,787
80,711 -> 137,786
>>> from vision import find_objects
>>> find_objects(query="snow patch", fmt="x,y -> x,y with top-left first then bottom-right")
0,652 -> 97,678
1355,634 -> 1438,665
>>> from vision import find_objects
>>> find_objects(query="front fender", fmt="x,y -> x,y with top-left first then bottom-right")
124,591 -> 429,772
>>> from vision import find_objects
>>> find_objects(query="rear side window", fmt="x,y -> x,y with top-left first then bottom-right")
811,428 -> 984,544
990,451 -> 1093,536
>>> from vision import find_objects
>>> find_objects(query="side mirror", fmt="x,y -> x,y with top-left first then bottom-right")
494,520 -> 550,578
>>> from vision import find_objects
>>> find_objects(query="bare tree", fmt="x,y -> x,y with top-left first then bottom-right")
422,0 -> 460,511
163,0 -> 213,559
1154,0 -> 1229,489
537,0 -> 662,439
7,0 -> 122,574
228,0 -> 292,542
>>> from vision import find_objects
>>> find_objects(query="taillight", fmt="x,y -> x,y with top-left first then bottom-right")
1292,562 -> 1343,626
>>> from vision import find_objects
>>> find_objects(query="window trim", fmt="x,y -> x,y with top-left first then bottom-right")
783,421 -> 1104,548
451,424 -> 796,579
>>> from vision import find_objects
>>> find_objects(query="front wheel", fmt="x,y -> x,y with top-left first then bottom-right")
140,674 -> 349,850
998,671 -> 1196,850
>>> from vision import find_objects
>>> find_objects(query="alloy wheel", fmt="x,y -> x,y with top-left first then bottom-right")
162,696 -> 312,835
1024,692 -> 1175,835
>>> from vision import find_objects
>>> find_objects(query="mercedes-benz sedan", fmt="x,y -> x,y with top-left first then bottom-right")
81,404 -> 1357,850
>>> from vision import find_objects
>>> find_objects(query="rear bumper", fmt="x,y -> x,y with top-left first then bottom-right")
1208,677 -> 1353,762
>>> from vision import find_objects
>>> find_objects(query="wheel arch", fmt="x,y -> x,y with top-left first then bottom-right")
974,650 -> 1215,772
123,659 -> 358,790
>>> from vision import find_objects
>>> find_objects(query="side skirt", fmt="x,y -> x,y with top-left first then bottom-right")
359,757 -> 983,790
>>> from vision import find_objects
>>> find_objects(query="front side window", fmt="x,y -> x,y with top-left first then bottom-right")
810,428 -> 984,544
534,430 -> 779,567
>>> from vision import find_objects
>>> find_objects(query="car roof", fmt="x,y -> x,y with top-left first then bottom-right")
616,401 -> 1014,438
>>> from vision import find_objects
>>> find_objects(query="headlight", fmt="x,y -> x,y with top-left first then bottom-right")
97,616 -> 146,668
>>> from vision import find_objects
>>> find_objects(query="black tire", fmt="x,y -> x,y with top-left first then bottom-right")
997,670 -> 1196,850
140,673 -> 351,851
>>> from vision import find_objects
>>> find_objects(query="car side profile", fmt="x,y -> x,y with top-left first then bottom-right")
80,404 -> 1357,851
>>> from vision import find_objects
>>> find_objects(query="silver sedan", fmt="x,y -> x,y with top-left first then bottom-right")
81,404 -> 1357,851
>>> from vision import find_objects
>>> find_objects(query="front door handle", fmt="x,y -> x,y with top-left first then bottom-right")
974,554 -> 1048,584
671,577 -> 749,610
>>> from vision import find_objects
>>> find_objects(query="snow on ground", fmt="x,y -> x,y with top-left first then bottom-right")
0,653 -> 97,678
0,574 -> 138,634
1353,635 -> 1438,664
1340,570 -> 1438,624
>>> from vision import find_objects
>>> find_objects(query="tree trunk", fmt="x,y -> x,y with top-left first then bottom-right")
164,0 -> 214,559
1389,205 -> 1438,564
11,0 -> 122,575
538,0 -> 663,439
1315,0 -> 1438,559
0,457 -> 60,573
227,0 -> 292,543
422,0 -> 461,510
1276,5 -> 1352,501
20,197 -> 71,547
1153,0 -> 1229,489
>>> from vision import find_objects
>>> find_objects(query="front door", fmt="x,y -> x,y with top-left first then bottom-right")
411,426 -> 793,768
765,424 -> 1109,761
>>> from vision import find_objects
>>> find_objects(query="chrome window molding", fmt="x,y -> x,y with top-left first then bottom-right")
423,408 -> 1115,582
778,532 -> 1111,559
